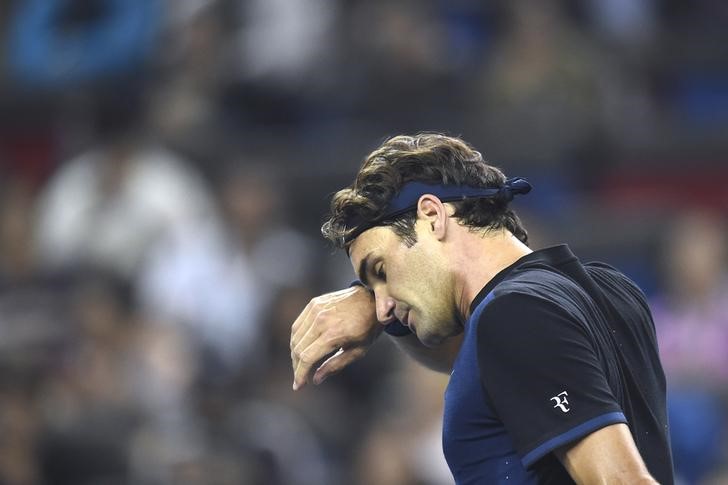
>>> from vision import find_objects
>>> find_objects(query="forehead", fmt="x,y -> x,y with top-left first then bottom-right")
348,226 -> 398,267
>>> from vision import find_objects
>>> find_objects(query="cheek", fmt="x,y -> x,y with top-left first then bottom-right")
389,244 -> 438,297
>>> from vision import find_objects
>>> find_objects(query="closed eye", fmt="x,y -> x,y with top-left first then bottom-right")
374,263 -> 386,282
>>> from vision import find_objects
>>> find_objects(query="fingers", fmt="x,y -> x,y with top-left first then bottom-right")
293,327 -> 343,390
290,300 -> 329,379
290,312 -> 310,384
312,347 -> 367,385
290,303 -> 315,369
290,290 -> 348,345
290,286 -> 377,390
290,290 -> 356,386
291,309 -> 325,382
291,300 -> 314,340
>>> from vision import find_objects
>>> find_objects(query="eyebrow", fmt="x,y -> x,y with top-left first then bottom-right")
357,253 -> 373,288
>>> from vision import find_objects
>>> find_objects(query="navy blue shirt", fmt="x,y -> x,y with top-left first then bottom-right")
442,245 -> 673,484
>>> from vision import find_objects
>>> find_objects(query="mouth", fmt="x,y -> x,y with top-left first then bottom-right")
396,310 -> 410,327
400,311 -> 415,333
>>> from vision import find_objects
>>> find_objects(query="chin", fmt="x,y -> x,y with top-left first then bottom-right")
418,323 -> 462,348
418,330 -> 447,348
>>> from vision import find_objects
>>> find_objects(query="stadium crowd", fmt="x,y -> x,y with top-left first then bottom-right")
0,0 -> 726,484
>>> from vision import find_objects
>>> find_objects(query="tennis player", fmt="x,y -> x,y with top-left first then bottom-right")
291,134 -> 673,484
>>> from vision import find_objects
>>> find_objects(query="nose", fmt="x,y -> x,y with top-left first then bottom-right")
374,291 -> 397,325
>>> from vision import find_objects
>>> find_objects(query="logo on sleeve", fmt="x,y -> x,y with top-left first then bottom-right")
550,391 -> 570,413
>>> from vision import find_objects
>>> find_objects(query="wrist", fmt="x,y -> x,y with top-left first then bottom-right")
349,279 -> 370,291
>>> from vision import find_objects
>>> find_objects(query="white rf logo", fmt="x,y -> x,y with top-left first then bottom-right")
550,391 -> 570,413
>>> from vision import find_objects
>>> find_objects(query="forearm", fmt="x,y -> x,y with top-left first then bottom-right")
565,469 -> 656,485
390,332 -> 463,373
562,459 -> 657,485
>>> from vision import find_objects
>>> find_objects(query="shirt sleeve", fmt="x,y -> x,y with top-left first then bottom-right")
476,291 -> 627,468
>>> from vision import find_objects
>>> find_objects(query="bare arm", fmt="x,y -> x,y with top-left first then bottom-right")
556,423 -> 658,485
291,285 -> 461,390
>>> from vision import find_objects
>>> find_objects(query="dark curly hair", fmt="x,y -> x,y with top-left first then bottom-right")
321,133 -> 528,249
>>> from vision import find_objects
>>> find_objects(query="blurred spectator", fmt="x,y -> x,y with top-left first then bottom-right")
653,211 -> 728,484
228,399 -> 335,485
0,0 -> 726,483
473,1 -> 608,167
0,175 -> 49,485
137,162 -> 316,373
30,271 -> 207,485
654,211 -> 728,390
233,0 -> 337,91
0,383 -> 41,484
354,361 -> 451,485
0,176 -> 37,281
0,172 -> 69,408
149,1 -> 231,166
344,1 -> 455,126
216,164 -> 316,291
33,90 -> 220,279
36,273 -> 140,485
215,0 -> 341,127
583,0 -> 658,51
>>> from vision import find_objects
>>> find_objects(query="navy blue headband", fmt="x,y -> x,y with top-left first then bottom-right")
343,177 -> 532,244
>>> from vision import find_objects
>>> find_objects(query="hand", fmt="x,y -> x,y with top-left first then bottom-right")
290,285 -> 382,390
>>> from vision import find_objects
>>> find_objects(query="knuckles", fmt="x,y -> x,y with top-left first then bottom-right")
324,333 -> 342,349
297,348 -> 316,365
291,291 -> 378,365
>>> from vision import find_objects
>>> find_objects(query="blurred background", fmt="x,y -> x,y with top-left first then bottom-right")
0,0 -> 726,484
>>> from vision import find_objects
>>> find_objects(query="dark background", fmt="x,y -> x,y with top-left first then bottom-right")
0,0 -> 726,483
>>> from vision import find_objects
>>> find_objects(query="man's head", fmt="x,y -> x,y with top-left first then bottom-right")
321,133 -> 530,345
321,133 -> 528,248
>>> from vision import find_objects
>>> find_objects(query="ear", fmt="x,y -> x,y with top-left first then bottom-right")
416,194 -> 450,240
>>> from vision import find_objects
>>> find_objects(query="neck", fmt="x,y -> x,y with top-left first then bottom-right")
451,229 -> 532,321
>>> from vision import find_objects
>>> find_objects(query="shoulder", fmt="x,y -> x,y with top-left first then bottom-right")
503,259 -> 591,297
475,265 -> 590,325
473,291 -> 591,363
584,262 -> 650,308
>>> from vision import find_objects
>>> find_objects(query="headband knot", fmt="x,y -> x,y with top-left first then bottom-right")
496,177 -> 532,202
